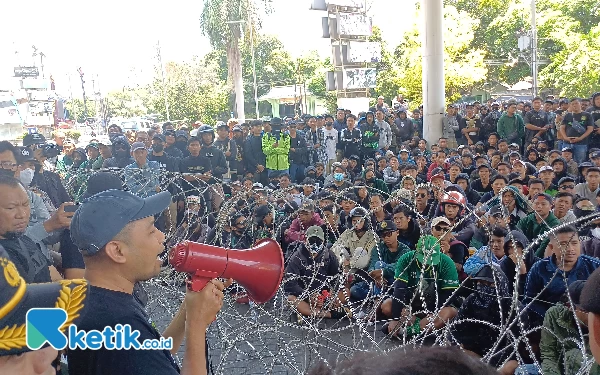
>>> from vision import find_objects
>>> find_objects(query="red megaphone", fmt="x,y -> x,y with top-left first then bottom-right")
168,238 -> 284,303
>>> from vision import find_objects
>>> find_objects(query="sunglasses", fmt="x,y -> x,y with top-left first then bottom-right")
560,185 -> 575,190
416,193 -> 427,198
381,231 -> 394,237
434,225 -> 449,232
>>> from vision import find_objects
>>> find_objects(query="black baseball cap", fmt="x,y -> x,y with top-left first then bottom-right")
70,190 -> 171,255
376,220 -> 397,234
16,146 -> 35,163
22,133 -> 46,147
152,134 -> 166,142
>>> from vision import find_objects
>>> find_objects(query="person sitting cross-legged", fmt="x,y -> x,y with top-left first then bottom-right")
285,226 -> 349,320
379,235 -> 460,338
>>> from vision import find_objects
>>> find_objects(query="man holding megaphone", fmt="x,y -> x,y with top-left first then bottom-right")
68,189 -> 226,375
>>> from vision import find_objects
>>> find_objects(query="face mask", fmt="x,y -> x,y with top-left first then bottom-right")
334,173 -> 344,181
19,168 -> 34,187
307,172 -> 316,178
476,283 -> 496,304
574,207 -> 594,218
116,150 -> 129,158
592,228 -> 600,239
153,144 -> 164,153
538,148 -> 547,152
108,133 -> 121,142
367,177 -> 375,183
309,243 -> 323,254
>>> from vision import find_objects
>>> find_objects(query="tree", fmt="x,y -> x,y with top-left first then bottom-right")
147,58 -> 229,124
200,0 -> 273,121
370,26 -> 403,104
104,89 -> 149,119
64,99 -> 97,123
393,5 -> 488,104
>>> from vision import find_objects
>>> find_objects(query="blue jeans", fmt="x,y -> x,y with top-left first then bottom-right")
349,261 -> 390,300
289,163 -> 306,183
564,143 -> 588,163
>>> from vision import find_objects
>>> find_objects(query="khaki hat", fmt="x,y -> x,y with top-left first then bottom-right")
306,226 -> 324,241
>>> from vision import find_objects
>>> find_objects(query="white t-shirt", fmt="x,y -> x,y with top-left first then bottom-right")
323,128 -> 338,160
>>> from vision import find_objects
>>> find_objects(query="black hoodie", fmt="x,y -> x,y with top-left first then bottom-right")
102,137 -> 134,168
551,157 -> 573,185
500,230 -> 539,297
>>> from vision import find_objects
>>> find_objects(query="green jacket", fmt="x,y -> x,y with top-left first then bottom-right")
368,240 -> 411,280
262,133 -> 290,171
516,212 -> 560,257
541,304 -> 600,375
56,154 -> 73,180
497,112 -> 525,144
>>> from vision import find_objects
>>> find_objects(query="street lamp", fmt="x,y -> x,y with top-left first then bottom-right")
226,19 -> 259,119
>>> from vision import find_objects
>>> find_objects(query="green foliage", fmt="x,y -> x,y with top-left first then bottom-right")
371,26 -> 403,103
64,99 -> 97,123
147,58 -> 230,124
63,130 -> 82,142
104,89 -> 149,119
391,6 -> 488,105
539,24 -> 600,97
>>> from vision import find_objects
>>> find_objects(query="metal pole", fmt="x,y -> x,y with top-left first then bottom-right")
157,40 -> 170,121
422,0 -> 445,145
250,18 -> 259,119
531,0 -> 538,97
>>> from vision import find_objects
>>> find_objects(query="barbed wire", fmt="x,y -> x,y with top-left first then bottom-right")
64,167 -> 599,374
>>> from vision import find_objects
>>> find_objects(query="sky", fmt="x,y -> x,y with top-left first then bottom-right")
0,0 -> 414,97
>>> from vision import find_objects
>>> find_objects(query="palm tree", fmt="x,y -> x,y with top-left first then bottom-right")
200,0 -> 271,122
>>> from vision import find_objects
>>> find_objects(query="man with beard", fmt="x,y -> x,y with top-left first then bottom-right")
0,176 -> 55,283
68,189 -> 226,375
102,136 -> 135,169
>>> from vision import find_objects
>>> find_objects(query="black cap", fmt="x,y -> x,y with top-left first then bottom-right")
16,146 -> 35,163
376,220 -> 397,234
558,176 -> 576,185
22,133 -> 46,147
152,134 -> 166,142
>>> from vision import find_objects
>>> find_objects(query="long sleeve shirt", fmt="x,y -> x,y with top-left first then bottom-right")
124,161 -> 161,198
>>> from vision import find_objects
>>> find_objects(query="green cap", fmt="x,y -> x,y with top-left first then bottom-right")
415,235 -> 441,266
306,226 -> 324,241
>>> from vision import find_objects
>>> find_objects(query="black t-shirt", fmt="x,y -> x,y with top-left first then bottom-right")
149,153 -> 179,172
67,286 -> 180,375
0,235 -> 51,283
179,155 -> 213,194
563,111 -> 594,144
470,178 -> 493,194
